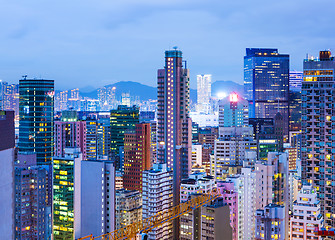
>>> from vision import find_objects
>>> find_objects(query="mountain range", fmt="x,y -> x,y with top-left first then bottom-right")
77,80 -> 244,103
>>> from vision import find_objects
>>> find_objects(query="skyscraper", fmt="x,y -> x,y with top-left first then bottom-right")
110,105 -> 139,169
19,77 -> 54,164
301,50 -> 335,227
196,74 -> 212,114
157,49 -> 192,209
244,48 -> 289,135
123,123 -> 151,192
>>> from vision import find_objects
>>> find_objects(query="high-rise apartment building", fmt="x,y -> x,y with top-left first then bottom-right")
115,189 -> 142,230
290,185 -> 323,240
157,49 -> 192,209
180,171 -> 215,202
0,110 -> 15,239
180,196 -> 232,240
142,163 -> 173,240
301,50 -> 335,227
196,74 -> 212,114
123,123 -> 151,192
19,77 -> 54,164
218,167 -> 256,240
218,92 -> 249,128
212,127 -> 257,181
15,153 -> 50,240
244,48 -> 289,135
255,204 -> 286,240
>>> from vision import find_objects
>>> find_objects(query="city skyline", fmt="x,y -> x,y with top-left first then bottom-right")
0,1 -> 335,89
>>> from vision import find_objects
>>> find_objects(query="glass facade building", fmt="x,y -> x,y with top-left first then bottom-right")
19,78 -> 54,164
244,48 -> 289,135
53,153 -> 76,239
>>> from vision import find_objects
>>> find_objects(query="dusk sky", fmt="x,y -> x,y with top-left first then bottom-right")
1,0 -> 334,90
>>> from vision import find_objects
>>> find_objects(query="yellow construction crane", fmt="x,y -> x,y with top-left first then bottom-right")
78,189 -> 220,240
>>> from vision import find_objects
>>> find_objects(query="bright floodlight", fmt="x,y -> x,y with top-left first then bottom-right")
229,93 -> 238,102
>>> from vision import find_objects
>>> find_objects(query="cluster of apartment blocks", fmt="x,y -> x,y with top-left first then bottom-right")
2,48 -> 334,240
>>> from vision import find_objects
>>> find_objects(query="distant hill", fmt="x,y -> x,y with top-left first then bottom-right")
80,81 -> 157,101
76,80 -> 243,102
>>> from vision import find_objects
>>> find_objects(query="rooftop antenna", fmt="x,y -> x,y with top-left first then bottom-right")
173,46 -> 178,50
22,75 -> 27,80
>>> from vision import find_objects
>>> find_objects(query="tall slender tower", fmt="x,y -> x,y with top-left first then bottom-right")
19,77 -> 54,165
301,50 -> 335,228
157,48 -> 192,236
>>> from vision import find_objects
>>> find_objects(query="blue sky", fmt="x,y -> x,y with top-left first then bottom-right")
0,0 -> 334,90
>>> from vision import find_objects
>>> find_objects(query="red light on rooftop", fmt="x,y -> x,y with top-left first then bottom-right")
230,93 -> 238,102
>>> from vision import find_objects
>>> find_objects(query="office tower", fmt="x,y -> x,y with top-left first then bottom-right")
19,77 -> 54,164
289,90 -> 302,131
53,148 -> 115,239
244,48 -> 289,135
196,74 -> 212,114
255,204 -> 286,240
157,49 -> 192,208
15,153 -> 50,240
123,123 -> 151,192
301,50 -> 335,227
180,197 -> 232,240
218,92 -> 249,128
142,163 -> 173,240
110,105 -> 139,169
290,70 -> 303,92
0,110 -> 15,239
54,111 -> 87,159
53,149 -> 77,239
290,185 -> 323,240
249,118 -> 283,160
180,171 -> 215,202
212,127 -> 257,181
115,189 -> 142,230
218,168 -> 256,240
